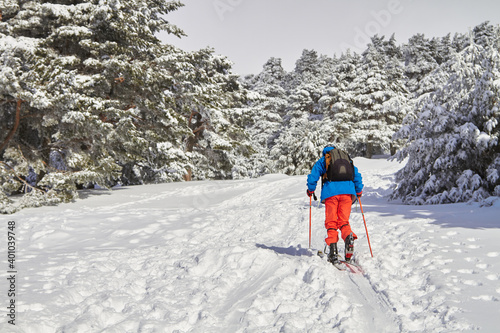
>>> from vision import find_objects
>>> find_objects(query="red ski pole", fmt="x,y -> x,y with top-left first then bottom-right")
358,198 -> 374,257
308,193 -> 318,249
309,195 -> 312,249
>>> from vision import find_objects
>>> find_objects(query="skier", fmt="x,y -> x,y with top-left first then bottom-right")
306,145 -> 363,264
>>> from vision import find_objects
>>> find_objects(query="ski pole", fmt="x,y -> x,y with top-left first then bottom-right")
358,198 -> 374,257
308,193 -> 318,249
309,195 -> 312,249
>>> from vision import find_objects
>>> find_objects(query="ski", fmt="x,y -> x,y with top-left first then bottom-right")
332,261 -> 349,271
338,259 -> 364,274
317,250 -> 363,274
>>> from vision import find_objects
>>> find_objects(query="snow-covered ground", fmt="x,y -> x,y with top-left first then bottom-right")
1,157 -> 500,332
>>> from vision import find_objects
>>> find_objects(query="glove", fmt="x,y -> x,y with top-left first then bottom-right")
307,189 -> 315,197
356,192 -> 362,198
351,194 -> 358,204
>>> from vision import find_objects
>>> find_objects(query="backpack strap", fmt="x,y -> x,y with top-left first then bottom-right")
322,150 -> 331,181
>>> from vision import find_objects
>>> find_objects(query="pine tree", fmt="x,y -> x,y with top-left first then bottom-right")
348,36 -> 408,158
393,29 -> 500,204
318,51 -> 360,153
236,57 -> 288,176
270,114 -> 328,175
403,34 -> 439,96
269,49 -> 334,174
180,49 -> 251,181
0,0 -> 195,212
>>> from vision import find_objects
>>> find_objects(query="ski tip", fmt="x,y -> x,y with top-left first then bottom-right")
340,260 -> 364,274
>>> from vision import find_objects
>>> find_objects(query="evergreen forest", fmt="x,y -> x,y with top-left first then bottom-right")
1,1 -> 499,212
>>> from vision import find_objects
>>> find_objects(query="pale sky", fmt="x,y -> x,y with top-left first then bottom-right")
158,0 -> 500,75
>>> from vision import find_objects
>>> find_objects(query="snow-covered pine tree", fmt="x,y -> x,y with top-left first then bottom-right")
403,34 -> 440,96
0,0 -> 192,212
430,33 -> 455,66
472,21 -> 498,49
284,49 -> 334,95
235,57 -> 288,176
470,42 -> 500,200
290,49 -> 322,87
348,36 -> 408,158
322,51 -> 364,154
177,48 -> 251,181
269,49 -> 334,174
269,114 -> 328,175
392,25 -> 500,204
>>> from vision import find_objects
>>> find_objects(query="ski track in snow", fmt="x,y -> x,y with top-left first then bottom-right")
1,157 -> 499,332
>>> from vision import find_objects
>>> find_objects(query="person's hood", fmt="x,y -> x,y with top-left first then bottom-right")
322,146 -> 335,156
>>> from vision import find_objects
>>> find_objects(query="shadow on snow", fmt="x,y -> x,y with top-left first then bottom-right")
256,243 -> 314,257
356,195 -> 500,230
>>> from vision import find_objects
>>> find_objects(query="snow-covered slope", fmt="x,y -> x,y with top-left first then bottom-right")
1,157 -> 499,332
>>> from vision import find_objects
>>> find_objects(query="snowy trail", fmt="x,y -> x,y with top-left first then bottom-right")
1,158 -> 500,332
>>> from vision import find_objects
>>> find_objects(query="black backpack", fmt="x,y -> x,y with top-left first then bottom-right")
322,148 -> 354,182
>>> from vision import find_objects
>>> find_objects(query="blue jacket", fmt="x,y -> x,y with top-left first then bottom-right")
307,146 -> 363,202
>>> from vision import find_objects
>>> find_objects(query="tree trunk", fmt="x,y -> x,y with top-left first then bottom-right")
183,169 -> 192,182
390,143 -> 397,156
366,142 -> 373,159
183,135 -> 195,181
0,99 -> 22,153
183,111 -> 205,181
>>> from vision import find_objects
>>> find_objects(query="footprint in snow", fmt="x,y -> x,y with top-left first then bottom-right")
462,279 -> 482,286
486,274 -> 499,281
457,269 -> 476,274
471,295 -> 497,301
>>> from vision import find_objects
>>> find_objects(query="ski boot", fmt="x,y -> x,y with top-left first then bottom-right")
345,234 -> 354,262
327,242 -> 339,264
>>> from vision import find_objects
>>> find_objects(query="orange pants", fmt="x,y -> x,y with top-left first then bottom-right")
324,194 -> 357,245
